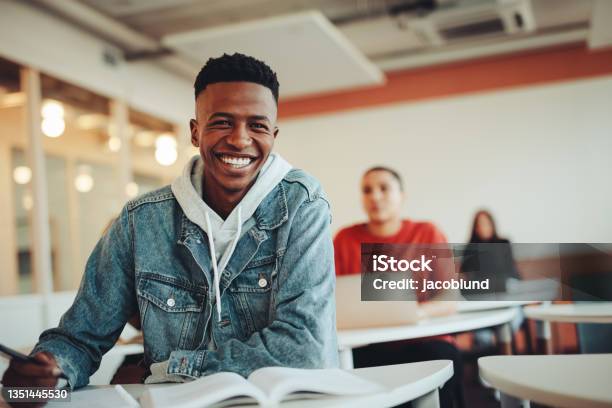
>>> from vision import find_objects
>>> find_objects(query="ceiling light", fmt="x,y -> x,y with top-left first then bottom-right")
155,147 -> 178,166
155,133 -> 177,150
41,117 -> 65,138
108,136 -> 121,152
41,100 -> 65,119
13,166 -> 32,185
74,165 -> 94,193
75,174 -> 94,193
155,133 -> 178,166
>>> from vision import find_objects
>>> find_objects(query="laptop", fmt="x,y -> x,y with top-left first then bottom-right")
335,274 -> 422,330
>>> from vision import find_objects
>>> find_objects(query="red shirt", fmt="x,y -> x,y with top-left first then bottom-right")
334,220 -> 453,344
334,220 -> 448,276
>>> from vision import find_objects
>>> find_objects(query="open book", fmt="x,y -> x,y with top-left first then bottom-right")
140,367 -> 384,408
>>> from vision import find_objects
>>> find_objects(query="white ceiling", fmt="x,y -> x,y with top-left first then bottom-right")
28,0 -> 611,98
163,11 -> 384,98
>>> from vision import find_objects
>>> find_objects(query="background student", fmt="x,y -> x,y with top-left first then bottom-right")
461,210 -> 523,350
334,166 -> 464,408
461,210 -> 520,294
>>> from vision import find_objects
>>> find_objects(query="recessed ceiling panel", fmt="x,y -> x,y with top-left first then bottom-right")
339,16 -> 429,58
162,11 -> 385,98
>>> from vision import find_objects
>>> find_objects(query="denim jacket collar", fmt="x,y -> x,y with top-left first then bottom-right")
252,179 -> 288,230
177,181 -> 288,292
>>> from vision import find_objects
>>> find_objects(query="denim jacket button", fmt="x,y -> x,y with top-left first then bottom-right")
166,298 -> 175,307
258,278 -> 267,288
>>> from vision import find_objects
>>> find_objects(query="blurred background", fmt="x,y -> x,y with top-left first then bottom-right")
0,0 -> 611,395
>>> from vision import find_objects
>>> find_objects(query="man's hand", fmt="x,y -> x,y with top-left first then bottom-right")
1,351 -> 62,408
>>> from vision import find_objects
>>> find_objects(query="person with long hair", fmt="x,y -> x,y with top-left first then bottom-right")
461,210 -> 520,293
462,210 -> 523,352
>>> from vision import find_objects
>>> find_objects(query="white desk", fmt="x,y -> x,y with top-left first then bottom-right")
524,303 -> 612,324
524,302 -> 612,354
36,361 -> 453,408
338,308 -> 518,369
479,354 -> 612,408
457,300 -> 536,313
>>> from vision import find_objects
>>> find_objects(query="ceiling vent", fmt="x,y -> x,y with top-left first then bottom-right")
439,16 -> 506,41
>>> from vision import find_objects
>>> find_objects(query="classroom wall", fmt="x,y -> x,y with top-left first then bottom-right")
275,75 -> 612,243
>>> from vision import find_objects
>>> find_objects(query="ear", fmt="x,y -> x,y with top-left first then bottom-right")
400,190 -> 407,204
189,119 -> 199,147
273,127 -> 279,138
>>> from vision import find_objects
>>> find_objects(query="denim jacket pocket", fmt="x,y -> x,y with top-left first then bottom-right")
137,274 -> 207,359
228,255 -> 275,337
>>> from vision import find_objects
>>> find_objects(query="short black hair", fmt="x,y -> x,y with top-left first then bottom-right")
364,166 -> 404,191
194,53 -> 279,103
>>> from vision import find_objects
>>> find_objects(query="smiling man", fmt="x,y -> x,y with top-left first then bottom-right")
2,53 -> 338,392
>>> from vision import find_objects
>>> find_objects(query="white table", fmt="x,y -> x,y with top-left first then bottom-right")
33,361 -> 453,408
524,302 -> 612,353
457,300 -> 536,313
524,303 -> 612,324
338,308 -> 518,369
479,354 -> 612,408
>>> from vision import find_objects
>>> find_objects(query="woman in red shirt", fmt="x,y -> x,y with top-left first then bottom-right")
334,166 -> 464,408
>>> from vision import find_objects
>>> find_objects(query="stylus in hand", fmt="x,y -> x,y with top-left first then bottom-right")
0,343 -> 68,380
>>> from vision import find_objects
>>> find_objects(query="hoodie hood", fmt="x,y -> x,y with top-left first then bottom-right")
171,153 -> 292,321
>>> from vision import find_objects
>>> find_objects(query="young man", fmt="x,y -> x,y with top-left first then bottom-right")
2,53 -> 338,392
334,166 -> 463,408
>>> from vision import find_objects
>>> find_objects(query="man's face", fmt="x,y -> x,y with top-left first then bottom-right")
190,82 -> 278,196
361,170 -> 404,223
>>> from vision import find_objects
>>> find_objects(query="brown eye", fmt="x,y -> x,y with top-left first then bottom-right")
250,123 -> 268,130
209,120 -> 231,127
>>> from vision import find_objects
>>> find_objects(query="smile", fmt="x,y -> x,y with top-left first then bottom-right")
216,153 -> 255,169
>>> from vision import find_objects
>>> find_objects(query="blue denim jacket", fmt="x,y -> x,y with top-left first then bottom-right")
33,169 -> 339,388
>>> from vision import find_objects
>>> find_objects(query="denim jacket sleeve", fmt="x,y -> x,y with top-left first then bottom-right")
31,206 -> 137,389
166,196 -> 339,378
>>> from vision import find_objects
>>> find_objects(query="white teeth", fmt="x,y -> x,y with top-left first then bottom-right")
219,155 -> 253,168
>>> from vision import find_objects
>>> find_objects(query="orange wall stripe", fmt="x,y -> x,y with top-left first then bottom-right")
279,44 -> 612,119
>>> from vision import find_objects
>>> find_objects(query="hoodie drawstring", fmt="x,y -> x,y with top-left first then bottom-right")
204,207 -> 242,322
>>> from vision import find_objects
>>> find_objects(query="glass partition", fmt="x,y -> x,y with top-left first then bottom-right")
1,61 -> 182,294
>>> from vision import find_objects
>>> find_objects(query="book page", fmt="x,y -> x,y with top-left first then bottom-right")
247,367 -> 385,404
140,372 -> 267,408
47,385 -> 139,408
